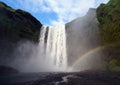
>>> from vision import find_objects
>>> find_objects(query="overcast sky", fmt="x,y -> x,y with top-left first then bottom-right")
0,0 -> 109,26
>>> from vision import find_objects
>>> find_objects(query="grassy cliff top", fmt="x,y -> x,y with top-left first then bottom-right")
0,1 -> 42,42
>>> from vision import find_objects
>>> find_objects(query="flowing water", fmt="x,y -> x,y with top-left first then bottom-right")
39,25 -> 67,71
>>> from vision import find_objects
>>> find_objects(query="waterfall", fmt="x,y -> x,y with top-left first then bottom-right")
39,25 -> 67,71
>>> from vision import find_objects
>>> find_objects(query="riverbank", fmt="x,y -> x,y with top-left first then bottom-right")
0,71 -> 120,85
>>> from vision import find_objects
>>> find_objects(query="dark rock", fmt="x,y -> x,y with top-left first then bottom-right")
0,65 -> 19,75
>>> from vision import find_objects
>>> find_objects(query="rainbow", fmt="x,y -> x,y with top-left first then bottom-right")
67,42 -> 120,71
67,46 -> 103,71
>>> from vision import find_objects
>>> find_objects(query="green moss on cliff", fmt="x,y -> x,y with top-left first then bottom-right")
0,2 -> 42,42
97,0 -> 120,71
97,0 -> 120,44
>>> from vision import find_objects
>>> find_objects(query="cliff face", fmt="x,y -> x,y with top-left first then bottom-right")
0,2 -> 42,66
97,0 -> 120,71
66,8 -> 104,71
0,2 -> 42,42
97,0 -> 120,44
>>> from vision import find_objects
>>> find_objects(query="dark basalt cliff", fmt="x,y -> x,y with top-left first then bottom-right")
0,1 -> 42,42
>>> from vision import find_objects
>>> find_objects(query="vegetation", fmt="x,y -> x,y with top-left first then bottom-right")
0,1 -> 42,42
97,0 -> 120,44
97,0 -> 120,71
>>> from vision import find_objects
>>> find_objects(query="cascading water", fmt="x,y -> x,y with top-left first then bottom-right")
39,25 -> 67,71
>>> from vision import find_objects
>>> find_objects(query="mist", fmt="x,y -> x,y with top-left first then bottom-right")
0,8 -> 105,73
10,25 -> 67,72
66,8 -> 105,71
10,41 -> 62,72
10,8 -> 104,72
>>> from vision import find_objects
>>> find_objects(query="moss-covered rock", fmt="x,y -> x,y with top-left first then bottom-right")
97,0 -> 120,71
0,1 -> 42,42
0,2 -> 42,66
97,0 -> 120,44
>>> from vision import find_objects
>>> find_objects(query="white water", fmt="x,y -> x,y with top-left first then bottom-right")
39,25 -> 67,71
10,25 -> 67,72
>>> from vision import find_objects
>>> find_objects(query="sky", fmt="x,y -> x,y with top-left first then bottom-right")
0,0 -> 109,26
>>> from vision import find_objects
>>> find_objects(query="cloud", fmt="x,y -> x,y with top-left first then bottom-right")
44,0 -> 95,25
15,0 -> 109,26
